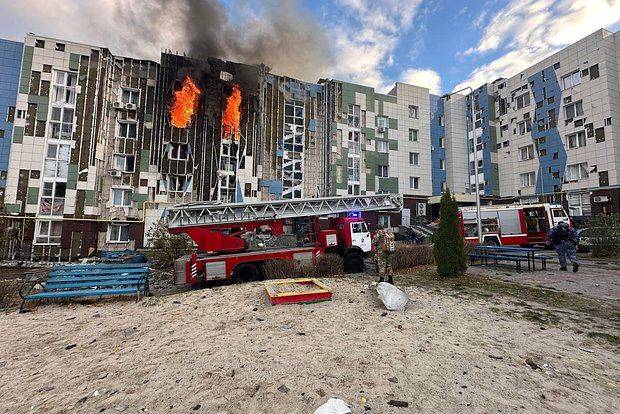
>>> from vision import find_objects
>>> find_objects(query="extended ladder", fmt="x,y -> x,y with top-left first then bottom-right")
164,194 -> 403,229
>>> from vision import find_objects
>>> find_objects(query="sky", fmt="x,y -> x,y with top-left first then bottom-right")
0,0 -> 619,95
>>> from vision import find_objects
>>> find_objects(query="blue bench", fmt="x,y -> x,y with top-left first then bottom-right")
468,253 -> 524,272
19,263 -> 150,312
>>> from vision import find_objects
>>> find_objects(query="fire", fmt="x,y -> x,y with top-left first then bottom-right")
170,76 -> 201,129
222,84 -> 242,141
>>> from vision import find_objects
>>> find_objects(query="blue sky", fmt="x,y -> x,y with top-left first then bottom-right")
1,0 -> 619,94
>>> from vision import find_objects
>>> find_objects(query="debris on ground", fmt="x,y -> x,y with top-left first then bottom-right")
313,397 -> 351,414
376,282 -> 408,311
388,399 -> 410,407
525,358 -> 541,370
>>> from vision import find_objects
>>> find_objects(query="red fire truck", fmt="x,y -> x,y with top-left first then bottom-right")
164,194 -> 402,285
459,203 -> 570,246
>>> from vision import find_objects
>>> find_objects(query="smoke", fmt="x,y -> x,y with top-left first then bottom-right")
115,0 -> 335,83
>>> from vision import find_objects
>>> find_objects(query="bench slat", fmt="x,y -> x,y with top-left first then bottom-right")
47,274 -> 147,283
50,268 -> 148,277
51,263 -> 148,271
45,279 -> 146,290
25,287 -> 142,300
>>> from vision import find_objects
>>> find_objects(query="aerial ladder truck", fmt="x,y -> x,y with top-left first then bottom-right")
163,194 -> 402,285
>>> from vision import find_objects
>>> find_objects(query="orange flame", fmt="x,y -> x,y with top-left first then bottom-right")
222,84 -> 242,141
170,76 -> 201,129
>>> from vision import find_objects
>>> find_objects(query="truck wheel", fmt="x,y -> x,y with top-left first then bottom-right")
344,251 -> 364,273
234,263 -> 261,282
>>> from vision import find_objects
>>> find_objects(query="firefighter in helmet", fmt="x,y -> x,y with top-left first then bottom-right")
373,223 -> 395,284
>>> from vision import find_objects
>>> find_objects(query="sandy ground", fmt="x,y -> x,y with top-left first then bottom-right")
468,257 -> 620,301
1,276 -> 618,414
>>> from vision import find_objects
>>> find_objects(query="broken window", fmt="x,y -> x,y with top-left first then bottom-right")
564,101 -> 583,119
561,71 -> 581,90
439,159 -> 445,170
547,109 -> 556,129
35,120 -> 46,137
43,143 -> 70,179
168,143 -> 189,160
347,157 -> 360,182
35,39 -> 45,48
49,106 -> 74,139
518,145 -> 534,161
376,140 -> 388,153
565,162 -> 589,182
43,64 -> 52,73
39,181 -> 66,216
6,106 -> 15,123
595,127 -> 605,143
517,120 -> 531,135
604,117 -> 612,126
0,129 -> 4,138
347,104 -> 360,128
347,131 -> 361,155
117,121 -> 137,139
35,220 -> 62,245
113,154 -> 135,172
111,188 -> 132,206
520,172 -> 535,187
589,64 -> 599,80
599,171 -> 609,187
377,165 -> 389,178
515,93 -> 530,109
55,43 -> 65,52
121,88 -> 140,105
409,152 -> 419,166
52,71 -> 77,105
438,137 -> 444,148
408,128 -> 418,142
409,176 -> 420,190
408,105 -> 419,119
166,175 -> 191,193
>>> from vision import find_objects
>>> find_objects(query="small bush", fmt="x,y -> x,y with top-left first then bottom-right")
584,214 -> 620,258
145,222 -> 195,269
262,253 -> 344,280
0,279 -> 21,309
392,245 -> 434,270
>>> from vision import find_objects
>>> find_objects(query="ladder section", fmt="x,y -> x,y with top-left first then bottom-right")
165,194 -> 403,229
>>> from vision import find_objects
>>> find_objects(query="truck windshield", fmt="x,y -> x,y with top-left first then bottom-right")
552,208 -> 567,218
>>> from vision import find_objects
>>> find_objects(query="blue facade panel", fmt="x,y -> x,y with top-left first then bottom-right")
429,94 -> 445,196
528,67 -> 566,194
0,39 -> 22,192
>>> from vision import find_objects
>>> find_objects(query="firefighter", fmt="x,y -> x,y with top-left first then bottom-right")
373,225 -> 395,284
547,221 -> 579,272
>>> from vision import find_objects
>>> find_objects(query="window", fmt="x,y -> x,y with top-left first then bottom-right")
167,175 -> 190,193
378,215 -> 390,228
517,120 -> 531,135
409,176 -> 420,190
361,110 -> 366,127
567,131 -> 586,149
351,222 -> 368,234
35,220 -> 62,245
347,104 -> 360,128
589,64 -> 599,80
117,121 -> 137,139
55,43 -> 65,52
111,188 -> 132,207
376,116 -> 388,131
519,145 -> 534,161
408,128 -> 418,142
564,101 -> 583,119
409,152 -> 419,166
113,154 -> 135,172
35,39 -> 45,48
547,108 -> 556,129
168,143 -> 189,160
567,193 -> 591,216
43,64 -> 52,73
43,143 -> 70,179
520,172 -> 535,187
39,181 -> 66,216
409,105 -> 418,119
439,159 -> 445,170
599,171 -> 609,187
565,162 -> 589,182
0,130 -> 4,138
515,93 -> 530,109
52,71 -> 77,105
604,117 -> 612,127
121,88 -> 139,105
108,224 -> 130,243
377,165 -> 388,177
347,184 -> 360,195
561,71 -> 581,90
49,106 -> 74,140
440,181 -> 446,192
347,157 -> 360,181
438,115 -> 444,126
595,127 -> 605,143
376,140 -> 388,153
438,137 -> 444,148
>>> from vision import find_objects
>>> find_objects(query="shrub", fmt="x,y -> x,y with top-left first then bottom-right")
392,245 -> 434,270
0,279 -> 21,309
583,214 -> 620,258
145,222 -> 195,269
262,253 -> 344,280
433,189 -> 467,277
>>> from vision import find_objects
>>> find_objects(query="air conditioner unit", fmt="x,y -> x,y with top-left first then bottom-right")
593,196 -> 609,203
377,126 -> 387,133
124,103 -> 137,111
109,170 -> 122,178
112,101 -> 123,109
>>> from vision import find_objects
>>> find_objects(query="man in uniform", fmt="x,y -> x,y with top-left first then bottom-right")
547,221 -> 579,272
373,226 -> 395,284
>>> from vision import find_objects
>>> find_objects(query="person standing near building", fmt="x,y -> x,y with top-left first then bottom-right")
373,226 -> 396,284
547,221 -> 579,272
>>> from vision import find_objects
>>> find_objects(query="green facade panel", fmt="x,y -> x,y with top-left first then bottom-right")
388,118 -> 398,130
365,174 -> 376,191
388,139 -> 398,151
132,193 -> 148,210
69,53 -> 80,71
140,149 -> 150,172
84,189 -> 95,206
19,46 -> 33,95
26,187 -> 39,205
4,203 -> 20,214
66,164 -> 78,190
13,126 -> 24,143
378,177 -> 398,193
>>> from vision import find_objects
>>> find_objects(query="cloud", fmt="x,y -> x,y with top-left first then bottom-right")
400,68 -> 442,94
329,0 -> 423,91
455,0 -> 620,90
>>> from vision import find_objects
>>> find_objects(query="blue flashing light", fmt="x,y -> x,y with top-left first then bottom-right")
348,211 -> 361,218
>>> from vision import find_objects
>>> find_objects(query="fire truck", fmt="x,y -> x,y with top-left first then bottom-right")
164,194 -> 402,285
459,203 -> 570,246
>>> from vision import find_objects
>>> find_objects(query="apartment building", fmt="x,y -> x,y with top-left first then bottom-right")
0,39 -> 23,201
2,34 -> 157,259
322,80 -> 432,227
